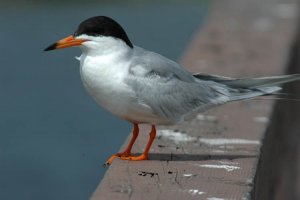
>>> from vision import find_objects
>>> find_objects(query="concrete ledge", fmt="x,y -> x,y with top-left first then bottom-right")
90,0 -> 299,199
253,3 -> 300,199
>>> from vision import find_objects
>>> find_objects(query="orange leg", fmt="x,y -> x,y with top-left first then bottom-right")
120,125 -> 156,161
105,124 -> 139,166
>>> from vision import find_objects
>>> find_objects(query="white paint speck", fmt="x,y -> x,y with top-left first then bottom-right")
158,130 -> 261,146
188,189 -> 205,196
196,164 -> 240,172
254,116 -> 269,123
183,174 -> 194,177
197,114 -> 217,122
219,145 -> 235,149
199,138 -> 260,145
218,161 -> 239,165
246,178 -> 253,184
157,130 -> 196,144
212,150 -> 225,153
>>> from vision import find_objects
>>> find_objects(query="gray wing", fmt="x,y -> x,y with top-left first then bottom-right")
129,47 -> 195,82
126,49 -> 230,123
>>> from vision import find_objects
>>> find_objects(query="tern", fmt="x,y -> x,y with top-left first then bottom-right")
45,16 -> 300,165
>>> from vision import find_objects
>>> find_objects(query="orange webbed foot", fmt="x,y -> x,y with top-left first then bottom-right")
103,151 -> 133,167
120,153 -> 149,161
103,124 -> 155,167
103,124 -> 139,167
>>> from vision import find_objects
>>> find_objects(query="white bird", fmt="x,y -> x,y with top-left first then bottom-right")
45,16 -> 300,165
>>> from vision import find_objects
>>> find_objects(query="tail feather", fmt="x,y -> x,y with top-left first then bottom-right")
194,73 -> 300,101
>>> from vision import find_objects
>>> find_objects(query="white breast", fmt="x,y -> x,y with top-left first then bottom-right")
79,53 -> 134,119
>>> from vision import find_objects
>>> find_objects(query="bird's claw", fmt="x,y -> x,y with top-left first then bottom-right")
103,152 -> 149,166
103,151 -> 134,167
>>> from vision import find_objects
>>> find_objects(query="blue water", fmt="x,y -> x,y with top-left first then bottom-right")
0,1 -> 209,200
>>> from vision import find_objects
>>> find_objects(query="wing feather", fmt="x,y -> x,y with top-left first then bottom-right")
125,49 -> 230,123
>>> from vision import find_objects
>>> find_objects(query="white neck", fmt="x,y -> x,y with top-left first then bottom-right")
77,34 -> 132,58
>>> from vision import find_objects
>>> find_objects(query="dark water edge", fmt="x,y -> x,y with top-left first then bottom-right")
0,2 -> 209,200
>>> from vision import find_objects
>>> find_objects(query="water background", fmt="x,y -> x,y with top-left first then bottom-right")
0,1 -> 209,199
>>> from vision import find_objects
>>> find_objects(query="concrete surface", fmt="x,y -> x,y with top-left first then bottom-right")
90,0 -> 299,199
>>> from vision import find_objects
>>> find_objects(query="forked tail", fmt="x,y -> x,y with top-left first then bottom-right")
194,73 -> 300,101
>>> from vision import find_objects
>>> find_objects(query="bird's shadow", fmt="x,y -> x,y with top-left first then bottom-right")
102,153 -> 256,168
147,153 -> 255,161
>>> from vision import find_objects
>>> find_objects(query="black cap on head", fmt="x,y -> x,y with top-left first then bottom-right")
74,16 -> 133,48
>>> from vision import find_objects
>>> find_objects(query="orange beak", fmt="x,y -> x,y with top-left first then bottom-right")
44,35 -> 88,51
